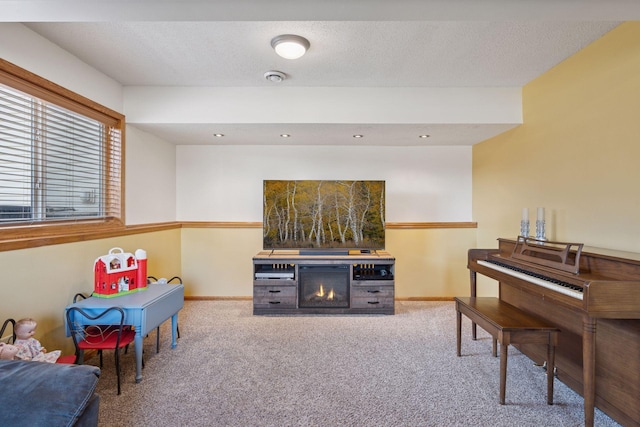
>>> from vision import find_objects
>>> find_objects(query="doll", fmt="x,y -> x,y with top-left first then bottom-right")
0,342 -> 19,360
14,318 -> 61,363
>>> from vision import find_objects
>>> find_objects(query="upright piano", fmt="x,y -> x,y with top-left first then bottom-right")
469,237 -> 640,427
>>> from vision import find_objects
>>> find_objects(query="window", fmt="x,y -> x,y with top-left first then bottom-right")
0,59 -> 124,229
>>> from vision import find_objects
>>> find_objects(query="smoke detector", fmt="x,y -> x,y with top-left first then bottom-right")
264,70 -> 286,83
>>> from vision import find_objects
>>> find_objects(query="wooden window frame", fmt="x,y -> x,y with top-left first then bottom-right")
0,58 -> 126,248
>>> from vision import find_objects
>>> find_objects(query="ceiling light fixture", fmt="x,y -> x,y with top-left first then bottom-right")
419,134 -> 431,139
280,134 -> 290,138
271,34 -> 310,59
213,133 -> 224,138
264,70 -> 286,83
353,134 -> 363,138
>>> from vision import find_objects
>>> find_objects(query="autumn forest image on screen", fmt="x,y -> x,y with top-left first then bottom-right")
263,180 -> 385,250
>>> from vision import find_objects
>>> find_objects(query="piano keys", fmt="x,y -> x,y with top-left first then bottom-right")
468,237 -> 640,427
476,259 -> 584,300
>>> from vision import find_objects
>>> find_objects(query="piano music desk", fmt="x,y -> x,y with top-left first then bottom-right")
455,297 -> 560,405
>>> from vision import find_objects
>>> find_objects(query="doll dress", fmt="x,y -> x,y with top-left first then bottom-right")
14,337 -> 61,363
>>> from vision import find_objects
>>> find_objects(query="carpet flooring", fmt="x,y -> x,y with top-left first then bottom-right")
93,301 -> 620,426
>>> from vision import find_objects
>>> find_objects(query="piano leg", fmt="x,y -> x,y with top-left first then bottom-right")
547,333 -> 557,405
583,316 -> 597,427
500,341 -> 508,404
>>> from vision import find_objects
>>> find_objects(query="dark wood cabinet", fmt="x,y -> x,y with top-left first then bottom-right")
253,250 -> 395,315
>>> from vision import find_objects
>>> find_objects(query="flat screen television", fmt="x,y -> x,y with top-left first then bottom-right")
263,180 -> 385,252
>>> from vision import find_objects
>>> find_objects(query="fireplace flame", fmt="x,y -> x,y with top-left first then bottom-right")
315,284 -> 336,300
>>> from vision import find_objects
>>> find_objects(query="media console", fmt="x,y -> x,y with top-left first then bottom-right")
253,250 -> 395,315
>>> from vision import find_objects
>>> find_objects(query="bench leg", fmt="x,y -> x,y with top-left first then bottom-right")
500,342 -> 508,404
456,308 -> 462,357
492,338 -> 498,357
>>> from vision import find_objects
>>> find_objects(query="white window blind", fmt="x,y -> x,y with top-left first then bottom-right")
0,82 -> 122,224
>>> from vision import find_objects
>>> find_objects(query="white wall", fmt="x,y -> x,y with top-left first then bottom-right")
0,23 -> 123,112
125,125 -> 177,224
124,86 -> 522,126
1,24 -> 176,225
176,145 -> 472,222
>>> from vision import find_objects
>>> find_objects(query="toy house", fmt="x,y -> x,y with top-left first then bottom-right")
93,247 -> 147,298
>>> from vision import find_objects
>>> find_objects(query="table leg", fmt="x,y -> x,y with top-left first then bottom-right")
171,313 -> 178,349
135,331 -> 143,383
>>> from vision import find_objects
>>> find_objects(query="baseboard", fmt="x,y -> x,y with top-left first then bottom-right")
184,296 -> 253,301
184,296 -> 454,301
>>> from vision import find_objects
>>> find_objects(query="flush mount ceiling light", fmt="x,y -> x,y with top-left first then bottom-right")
264,70 -> 286,83
271,34 -> 310,59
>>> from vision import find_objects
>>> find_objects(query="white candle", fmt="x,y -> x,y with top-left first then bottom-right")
522,208 -> 529,221
537,207 -> 545,221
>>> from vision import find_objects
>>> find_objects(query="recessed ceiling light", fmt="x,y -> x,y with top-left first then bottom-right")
280,134 -> 291,138
353,134 -> 363,138
213,133 -> 224,138
271,34 -> 310,59
419,134 -> 431,139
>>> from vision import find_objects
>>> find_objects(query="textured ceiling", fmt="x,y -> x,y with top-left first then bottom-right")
9,1 -> 635,146
24,21 -> 619,88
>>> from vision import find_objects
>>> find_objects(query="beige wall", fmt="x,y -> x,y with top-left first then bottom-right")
386,228 -> 476,298
0,226 -> 472,354
473,22 -> 640,294
474,22 -> 640,251
180,228 -> 260,297
0,230 -> 182,354
179,227 -> 476,299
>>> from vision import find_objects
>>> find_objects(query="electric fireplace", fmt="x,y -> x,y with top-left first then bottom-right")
298,265 -> 349,308
253,251 -> 395,315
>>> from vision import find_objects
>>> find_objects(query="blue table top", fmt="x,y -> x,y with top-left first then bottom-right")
66,283 -> 184,310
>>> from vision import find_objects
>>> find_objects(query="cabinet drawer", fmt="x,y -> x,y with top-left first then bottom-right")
254,286 -> 297,308
351,286 -> 394,309
351,286 -> 393,298
254,279 -> 296,287
352,280 -> 395,287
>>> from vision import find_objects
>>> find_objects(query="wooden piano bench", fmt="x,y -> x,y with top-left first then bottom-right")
454,296 -> 559,406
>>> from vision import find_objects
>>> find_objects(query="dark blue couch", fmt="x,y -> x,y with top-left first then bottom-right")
0,360 -> 100,426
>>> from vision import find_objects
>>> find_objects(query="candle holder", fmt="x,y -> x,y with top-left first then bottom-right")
520,220 -> 530,238
535,219 -> 547,241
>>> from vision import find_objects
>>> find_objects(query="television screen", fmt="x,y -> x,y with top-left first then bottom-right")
263,180 -> 385,251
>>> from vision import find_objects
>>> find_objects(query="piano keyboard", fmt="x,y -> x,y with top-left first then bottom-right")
477,259 -> 584,300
